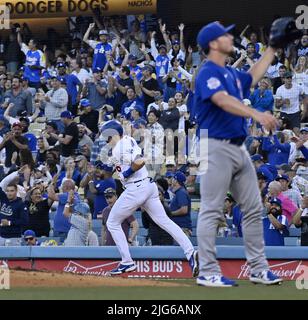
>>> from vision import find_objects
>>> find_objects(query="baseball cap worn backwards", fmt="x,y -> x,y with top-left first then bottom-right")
197,22 -> 235,49
74,202 -> 90,217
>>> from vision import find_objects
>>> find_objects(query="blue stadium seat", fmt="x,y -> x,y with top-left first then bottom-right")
289,228 -> 301,237
191,236 -> 198,246
284,237 -> 299,246
92,219 -> 102,237
138,227 -> 148,237
216,237 -> 243,245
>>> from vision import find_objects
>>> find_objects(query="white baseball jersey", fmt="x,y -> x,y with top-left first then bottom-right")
110,135 -> 148,185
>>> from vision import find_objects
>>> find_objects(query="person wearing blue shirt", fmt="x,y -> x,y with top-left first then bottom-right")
249,78 -> 274,113
121,87 -> 144,120
232,205 -> 243,237
88,163 -> 116,219
251,154 -> 278,182
17,30 -> 45,89
262,133 -> 291,166
57,62 -> 83,116
47,179 -> 80,243
128,55 -> 143,81
263,198 -> 289,246
83,24 -> 113,70
169,171 -> 192,237
0,171 -> 29,238
194,21 -> 281,287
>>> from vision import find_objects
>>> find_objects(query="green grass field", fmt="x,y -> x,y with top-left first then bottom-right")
0,280 -> 307,300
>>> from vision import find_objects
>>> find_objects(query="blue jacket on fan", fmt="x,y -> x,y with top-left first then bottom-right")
0,172 -> 28,238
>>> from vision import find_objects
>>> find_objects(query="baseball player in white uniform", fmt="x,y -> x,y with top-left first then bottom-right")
101,120 -> 198,276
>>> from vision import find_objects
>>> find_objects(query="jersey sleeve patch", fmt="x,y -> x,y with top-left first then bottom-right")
207,77 -> 221,90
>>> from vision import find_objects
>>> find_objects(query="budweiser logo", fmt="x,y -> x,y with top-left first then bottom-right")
238,260 -> 303,279
63,260 -> 118,276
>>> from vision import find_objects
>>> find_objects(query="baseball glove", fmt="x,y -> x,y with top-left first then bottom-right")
269,17 -> 303,48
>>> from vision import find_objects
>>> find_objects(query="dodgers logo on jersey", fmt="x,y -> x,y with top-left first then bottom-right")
207,77 -> 221,90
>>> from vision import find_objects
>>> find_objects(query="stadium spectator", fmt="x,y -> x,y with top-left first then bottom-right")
3,76 -> 33,117
17,29 -> 45,89
70,58 -> 91,85
263,198 -> 289,246
47,179 -> 80,243
78,98 -> 99,135
276,174 -> 302,208
88,162 -> 116,219
140,65 -> 159,107
275,71 -> 305,130
26,187 -> 53,237
49,111 -> 79,159
0,168 -> 29,238
56,62 -> 83,116
272,65 -> 287,94
267,181 -> 299,223
78,124 -> 94,151
63,194 -> 92,246
23,229 -> 40,246
82,68 -> 108,110
169,171 -> 192,237
121,86 -> 144,120
83,24 -> 113,71
0,123 -> 28,168
159,97 -> 180,131
292,196 -> 308,246
251,154 -> 278,182
101,188 -> 139,246
39,76 -> 69,133
249,78 -> 274,113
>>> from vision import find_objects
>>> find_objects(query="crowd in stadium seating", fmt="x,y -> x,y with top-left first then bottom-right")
0,15 -> 307,247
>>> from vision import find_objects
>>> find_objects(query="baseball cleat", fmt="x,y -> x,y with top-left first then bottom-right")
189,250 -> 199,277
197,275 -> 238,287
109,263 -> 137,275
249,270 -> 283,285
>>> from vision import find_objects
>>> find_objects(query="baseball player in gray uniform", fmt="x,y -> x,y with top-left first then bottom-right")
194,19 -> 302,287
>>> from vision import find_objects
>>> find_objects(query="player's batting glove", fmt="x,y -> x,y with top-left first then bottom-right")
269,17 -> 303,49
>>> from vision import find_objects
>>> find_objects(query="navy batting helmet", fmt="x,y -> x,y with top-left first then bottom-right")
100,120 -> 124,137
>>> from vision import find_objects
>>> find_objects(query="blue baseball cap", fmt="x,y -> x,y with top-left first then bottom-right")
73,202 -> 90,217
173,171 -> 186,185
80,98 -> 91,107
276,174 -> 289,182
132,118 -> 147,129
300,127 -> 308,133
270,197 -> 282,207
23,230 -> 36,239
56,76 -> 66,84
128,54 -> 137,60
172,40 -> 180,45
95,160 -> 104,169
133,105 -> 144,115
102,164 -> 113,172
92,67 -> 102,74
60,111 -> 73,119
165,171 -> 174,178
251,154 -> 263,162
197,22 -> 235,49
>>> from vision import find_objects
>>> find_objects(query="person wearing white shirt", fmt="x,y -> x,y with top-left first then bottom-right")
275,72 -> 305,129
146,94 -> 168,115
70,58 -> 91,84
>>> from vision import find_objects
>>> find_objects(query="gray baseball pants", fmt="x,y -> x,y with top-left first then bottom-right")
197,138 -> 269,276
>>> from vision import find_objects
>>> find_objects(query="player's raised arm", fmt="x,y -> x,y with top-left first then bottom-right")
248,18 -> 303,87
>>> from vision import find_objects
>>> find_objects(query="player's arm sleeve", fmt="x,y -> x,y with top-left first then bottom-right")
196,69 -> 227,101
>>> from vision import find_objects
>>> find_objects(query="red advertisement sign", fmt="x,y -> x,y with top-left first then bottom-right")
2,259 -> 307,280
27,259 -> 308,280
